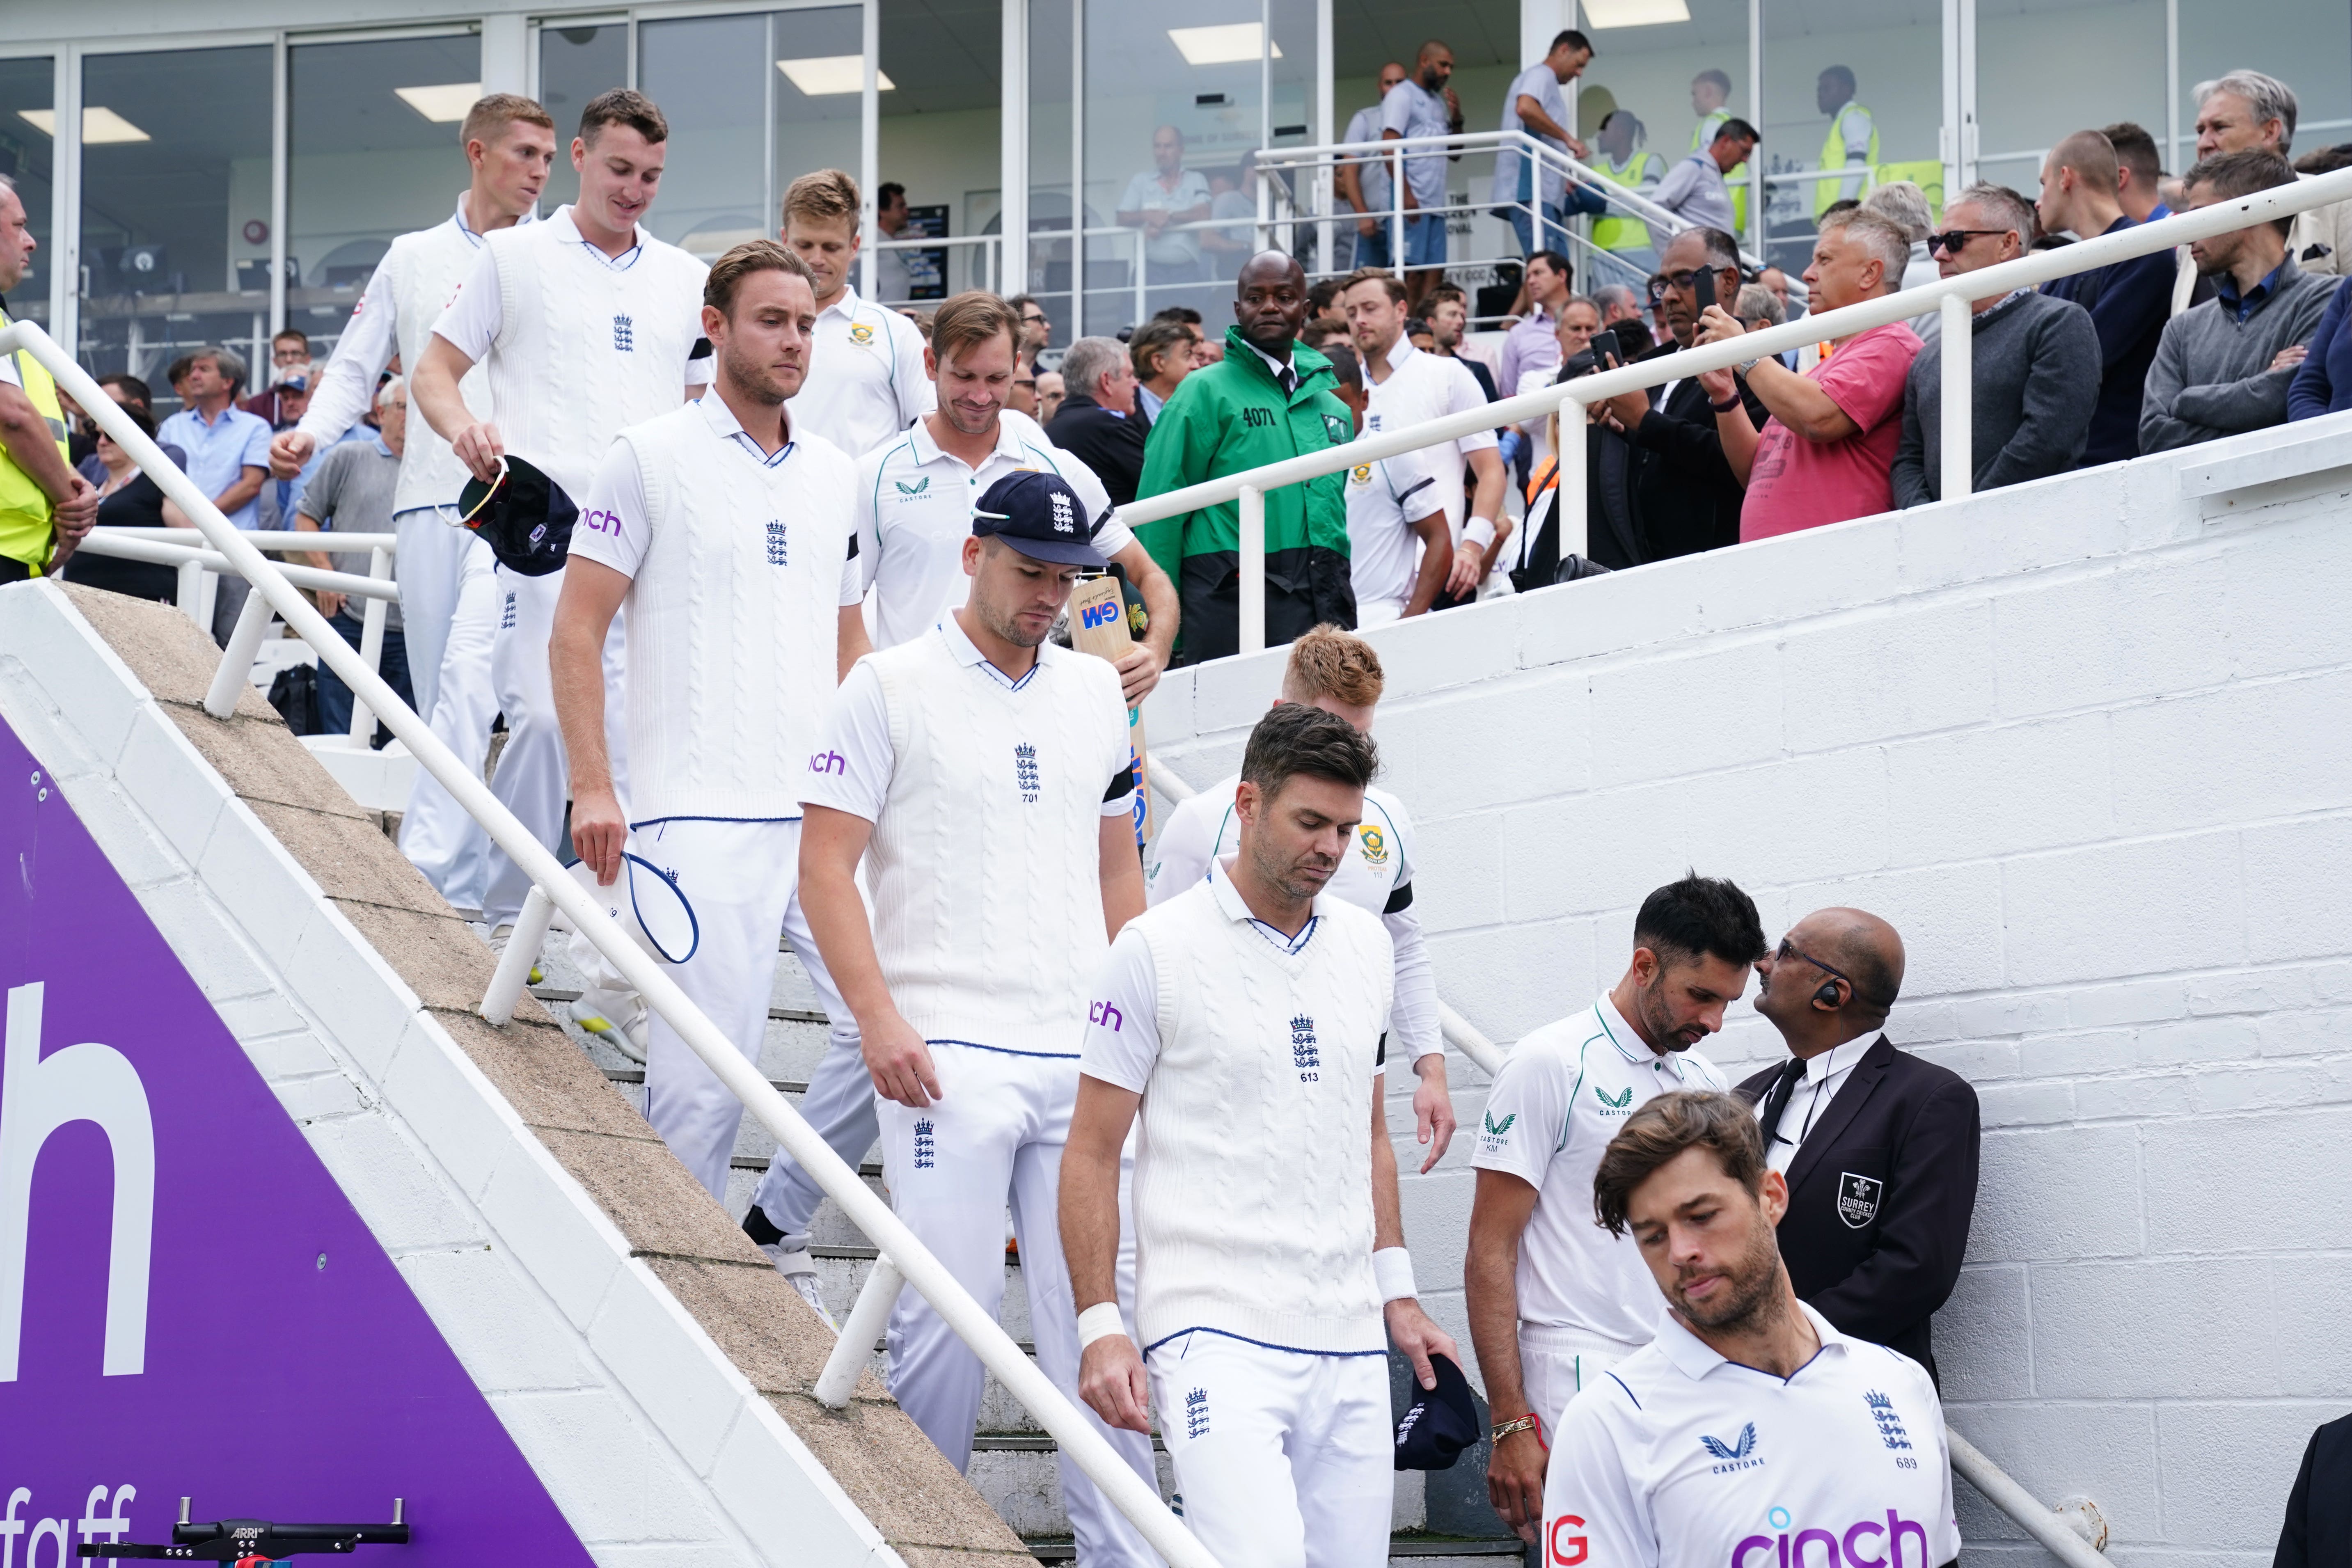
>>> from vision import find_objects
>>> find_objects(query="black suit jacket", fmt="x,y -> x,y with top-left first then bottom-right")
1045,392 -> 1147,507
2276,1412 -> 2352,1568
1623,343 -> 1766,561
1736,1036 -> 1980,1384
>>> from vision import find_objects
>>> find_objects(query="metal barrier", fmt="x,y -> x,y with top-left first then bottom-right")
1118,164 -> 2352,656
1141,765 -> 2108,1566
11,321 -> 1219,1568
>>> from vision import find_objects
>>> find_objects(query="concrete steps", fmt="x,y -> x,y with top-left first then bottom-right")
524,928 -> 1521,1566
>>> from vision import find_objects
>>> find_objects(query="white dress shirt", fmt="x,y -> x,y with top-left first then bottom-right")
1755,1035 -> 1873,1176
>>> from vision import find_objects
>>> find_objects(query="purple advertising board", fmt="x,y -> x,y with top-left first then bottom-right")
0,714 -> 593,1566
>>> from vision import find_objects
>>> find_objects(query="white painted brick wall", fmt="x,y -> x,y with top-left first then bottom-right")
1143,413 -> 2352,1567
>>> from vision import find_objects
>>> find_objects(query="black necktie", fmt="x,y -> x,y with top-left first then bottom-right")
1757,1057 -> 1807,1150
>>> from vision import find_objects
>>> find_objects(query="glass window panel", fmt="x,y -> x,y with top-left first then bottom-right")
78,45 -> 273,417
1026,0 -> 1076,341
538,21 -> 628,213
288,34 -> 483,360
1978,0 -> 2164,201
1083,0 -> 1269,330
2179,0 -> 2351,163
1574,0 -> 1753,290
0,58 -> 55,324
879,0 -> 1000,305
1761,0 -> 1941,274
638,13 -> 772,259
771,7 -> 867,240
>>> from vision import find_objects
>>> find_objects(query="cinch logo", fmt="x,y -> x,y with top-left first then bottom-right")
0,982 -> 155,1381
1081,599 -> 1122,629
808,750 -> 845,775
580,507 -> 623,536
912,1117 -> 936,1170
1548,1515 -> 1587,1566
1701,1422 -> 1761,1473
1088,1000 -> 1123,1032
1732,1510 -> 1933,1568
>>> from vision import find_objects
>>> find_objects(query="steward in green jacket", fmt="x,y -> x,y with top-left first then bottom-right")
1134,253 -> 1357,663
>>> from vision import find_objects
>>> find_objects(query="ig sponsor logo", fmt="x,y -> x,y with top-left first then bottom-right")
1547,1514 -> 1587,1566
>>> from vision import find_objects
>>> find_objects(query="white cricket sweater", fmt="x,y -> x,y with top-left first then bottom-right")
381,218 -> 499,515
1124,871 -> 1394,1353
864,632 -> 1129,1055
482,220 -> 707,501
614,403 -> 857,823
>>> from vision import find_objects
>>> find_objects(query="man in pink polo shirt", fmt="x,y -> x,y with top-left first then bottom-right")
1695,207 -> 1920,541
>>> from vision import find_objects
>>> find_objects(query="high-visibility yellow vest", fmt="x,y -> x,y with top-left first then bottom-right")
1690,110 -> 1750,233
0,307 -> 64,574
1592,152 -> 1665,252
1815,101 -> 1879,217
1874,159 -> 1946,220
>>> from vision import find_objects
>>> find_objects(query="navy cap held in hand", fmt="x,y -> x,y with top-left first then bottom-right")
1394,1352 -> 1480,1471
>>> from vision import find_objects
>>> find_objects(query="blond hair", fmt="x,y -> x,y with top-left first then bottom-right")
704,239 -> 818,316
1281,625 -> 1385,708
929,291 -> 1021,364
783,168 -> 861,231
460,93 -> 554,151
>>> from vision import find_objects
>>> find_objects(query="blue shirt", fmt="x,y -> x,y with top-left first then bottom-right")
156,403 -> 273,529
2288,276 -> 2352,419
2217,260 -> 2288,325
1379,77 -> 1453,208
2040,215 -> 2176,466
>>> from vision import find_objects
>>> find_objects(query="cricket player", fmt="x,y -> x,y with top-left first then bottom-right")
1065,702 -> 1457,1568
547,242 -> 859,1257
777,168 -> 934,459
1467,874 -> 1763,1543
273,93 -> 556,908
1144,625 -> 1456,1169
1548,1090 -> 1960,1568
412,87 -> 712,934
742,290 -> 1178,1292
795,468 -> 1159,1567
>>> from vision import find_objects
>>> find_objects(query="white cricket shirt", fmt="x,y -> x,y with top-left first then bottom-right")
1365,335 -> 1498,548
1341,439 -> 1442,622
789,284 -> 934,460
1145,775 -> 1438,1063
852,410 -> 1130,650
1543,1302 -> 1960,1568
1472,997 -> 1728,1345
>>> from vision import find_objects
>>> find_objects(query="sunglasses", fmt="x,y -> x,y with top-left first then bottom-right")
1925,228 -> 2008,255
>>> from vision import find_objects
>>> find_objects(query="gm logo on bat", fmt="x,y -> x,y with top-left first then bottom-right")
1080,599 -> 1122,630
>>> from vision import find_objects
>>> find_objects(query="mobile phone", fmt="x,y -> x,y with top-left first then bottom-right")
1564,325 -> 1623,380
1693,266 -> 1718,314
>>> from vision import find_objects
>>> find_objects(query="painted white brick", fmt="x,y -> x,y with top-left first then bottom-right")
1359,595 -> 1518,696
490,1387 -> 735,1545
2269,1254 -> 2352,1396
1909,1038 -> 2023,1082
2110,672 -> 2352,836
380,1013 -> 532,1202
1779,598 -> 1997,753
2254,1005 -> 2352,1057
2132,1016 -> 2259,1068
1943,1402 -> 2159,1545
1424,919 -> 1595,1047
2141,1106 -> 2352,1256
1953,993 -> 2069,1040
1933,1266 -> 2032,1402
196,798 -> 328,970
114,710 -> 231,869
1990,552 -> 2235,720
476,1137 -> 631,1333
304,1111 -> 489,1250
1587,636 -> 1784,787
281,904 -> 421,1080
2150,1401 -> 2341,1550
1677,749 -> 1893,886
1975,1080 -> 2074,1127
2027,1260 -> 2276,1399
1411,808 -> 1506,933
2187,966 -> 2318,1017
1883,711 -> 2114,868
50,770 -> 187,890
1784,861 -> 2006,997
704,1405 -> 888,1568
0,588 -> 148,769
1188,641 -> 1292,735
1895,463 -> 2129,593
587,1260 -> 761,1478
1967,1125 -> 2141,1263
2221,510 -> 2352,680
397,1244 -> 602,1394
2066,978 -> 2188,1029
131,876 -> 282,1006
1382,668 -> 1592,811
2242,814 -> 2352,962
271,1071 -> 366,1121
2069,1072 -> 2193,1122
2001,832 -> 2244,985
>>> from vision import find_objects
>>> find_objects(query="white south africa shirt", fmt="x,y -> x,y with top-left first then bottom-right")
1472,996 -> 1727,1346
789,283 -> 934,460
1542,1302 -> 1960,1568
852,410 -> 1131,650
1341,439 -> 1442,623
1365,336 -> 1498,548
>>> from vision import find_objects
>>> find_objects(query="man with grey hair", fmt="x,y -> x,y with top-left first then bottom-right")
1044,334 -> 1147,505
2192,69 -> 2352,291
1590,281 -> 1644,327
2142,149 -> 2337,452
1892,183 -> 2098,506
1696,207 -> 1920,540
1862,180 -> 1941,293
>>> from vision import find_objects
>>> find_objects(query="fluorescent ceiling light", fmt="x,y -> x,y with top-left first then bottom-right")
1579,0 -> 1692,25
395,83 -> 483,123
18,107 -> 151,144
776,56 -> 895,96
1167,24 -> 1282,66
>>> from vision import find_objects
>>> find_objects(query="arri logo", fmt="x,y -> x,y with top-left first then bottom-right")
1732,1511 -> 1934,1568
1701,1422 -> 1762,1473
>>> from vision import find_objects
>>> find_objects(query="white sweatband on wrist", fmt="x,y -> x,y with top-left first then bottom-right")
1461,515 -> 1498,552
1374,1247 -> 1418,1304
1077,1302 -> 1127,1349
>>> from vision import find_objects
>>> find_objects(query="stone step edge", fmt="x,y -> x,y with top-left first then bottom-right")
535,984 -> 829,1026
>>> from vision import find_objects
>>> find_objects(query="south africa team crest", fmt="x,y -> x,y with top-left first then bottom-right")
1357,824 -> 1390,865
849,321 -> 876,346
1349,463 -> 1372,486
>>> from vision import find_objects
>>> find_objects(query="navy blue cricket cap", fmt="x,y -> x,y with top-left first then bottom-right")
456,454 -> 577,577
1394,1353 -> 1479,1471
973,469 -> 1107,568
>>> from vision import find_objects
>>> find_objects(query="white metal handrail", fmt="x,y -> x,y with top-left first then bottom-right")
1119,164 -> 2352,654
69,531 -> 400,601
1141,764 -> 2103,1567
101,526 -> 401,553
9,320 -> 1218,1568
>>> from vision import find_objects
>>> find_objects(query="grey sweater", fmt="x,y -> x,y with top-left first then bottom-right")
2139,258 -> 2337,453
1892,289 -> 2100,508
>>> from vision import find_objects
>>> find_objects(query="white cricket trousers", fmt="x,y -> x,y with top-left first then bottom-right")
1518,1324 -> 1642,1443
748,1006 -> 875,1251
480,564 -> 629,927
877,1045 -> 1160,1568
1144,1330 -> 1392,1568
395,514 -> 499,908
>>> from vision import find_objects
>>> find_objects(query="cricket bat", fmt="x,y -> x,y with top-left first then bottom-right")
1067,572 -> 1155,845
